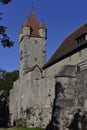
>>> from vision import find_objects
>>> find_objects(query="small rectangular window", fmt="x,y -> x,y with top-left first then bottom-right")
34,40 -> 38,44
20,50 -> 23,60
34,57 -> 38,61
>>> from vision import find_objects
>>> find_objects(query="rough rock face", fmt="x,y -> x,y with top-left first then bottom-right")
47,65 -> 87,130
9,65 -> 87,129
9,70 -> 55,128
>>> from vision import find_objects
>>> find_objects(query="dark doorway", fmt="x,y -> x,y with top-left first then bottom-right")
0,100 -> 9,127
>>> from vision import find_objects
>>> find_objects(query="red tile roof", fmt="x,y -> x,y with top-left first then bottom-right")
27,10 -> 40,37
19,26 -> 23,34
39,22 -> 46,29
24,19 -> 30,27
19,10 -> 46,37
43,23 -> 87,69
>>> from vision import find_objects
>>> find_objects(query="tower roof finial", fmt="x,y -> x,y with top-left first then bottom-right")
32,3 -> 34,11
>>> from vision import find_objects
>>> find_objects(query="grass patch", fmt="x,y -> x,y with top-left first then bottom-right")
13,126 -> 45,130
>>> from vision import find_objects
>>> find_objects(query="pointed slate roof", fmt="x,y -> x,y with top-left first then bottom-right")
27,10 -> 40,37
24,19 -> 30,27
19,9 -> 47,37
43,23 -> 87,69
19,26 -> 23,34
19,10 -> 40,37
39,22 -> 46,29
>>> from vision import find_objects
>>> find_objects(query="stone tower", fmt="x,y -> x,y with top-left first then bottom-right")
18,10 -> 47,78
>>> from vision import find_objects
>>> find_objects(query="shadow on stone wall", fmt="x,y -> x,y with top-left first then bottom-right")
67,109 -> 87,130
46,66 -> 87,130
46,82 -> 64,130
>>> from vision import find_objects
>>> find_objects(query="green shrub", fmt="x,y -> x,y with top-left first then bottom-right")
24,107 -> 32,115
16,118 -> 26,127
13,126 -> 45,130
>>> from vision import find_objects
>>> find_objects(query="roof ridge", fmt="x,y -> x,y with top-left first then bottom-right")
64,23 -> 87,41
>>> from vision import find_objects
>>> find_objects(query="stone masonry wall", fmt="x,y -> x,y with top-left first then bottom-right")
9,70 -> 55,128
9,64 -> 87,129
9,79 -> 21,126
49,65 -> 87,130
19,37 -> 46,78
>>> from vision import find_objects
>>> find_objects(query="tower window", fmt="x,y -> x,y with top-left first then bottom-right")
43,50 -> 46,53
34,57 -> 38,61
34,40 -> 38,44
20,50 -> 23,60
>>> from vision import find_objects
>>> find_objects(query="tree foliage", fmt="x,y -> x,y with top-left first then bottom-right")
0,70 -> 19,100
0,0 -> 14,47
0,0 -> 12,4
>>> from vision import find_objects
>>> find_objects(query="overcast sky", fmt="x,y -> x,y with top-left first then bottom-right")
0,0 -> 87,72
